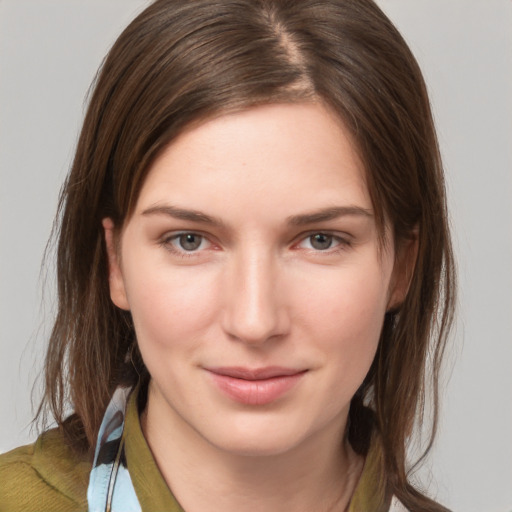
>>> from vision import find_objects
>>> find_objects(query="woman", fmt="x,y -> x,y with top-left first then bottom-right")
0,0 -> 455,511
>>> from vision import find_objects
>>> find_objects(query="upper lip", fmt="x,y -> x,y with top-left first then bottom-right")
206,366 -> 306,380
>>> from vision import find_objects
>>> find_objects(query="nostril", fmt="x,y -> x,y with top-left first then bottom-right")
222,294 -> 288,345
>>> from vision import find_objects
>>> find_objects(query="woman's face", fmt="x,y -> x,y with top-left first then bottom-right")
105,102 -> 405,457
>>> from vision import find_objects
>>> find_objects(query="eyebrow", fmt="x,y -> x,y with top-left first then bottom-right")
141,204 -> 373,227
141,205 -> 226,227
286,206 -> 373,225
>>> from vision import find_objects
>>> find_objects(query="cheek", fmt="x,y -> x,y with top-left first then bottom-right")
294,261 -> 390,374
122,258 -> 220,354
298,260 -> 389,333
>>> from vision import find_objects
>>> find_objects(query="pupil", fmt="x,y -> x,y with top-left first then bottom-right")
180,234 -> 201,251
311,233 -> 332,250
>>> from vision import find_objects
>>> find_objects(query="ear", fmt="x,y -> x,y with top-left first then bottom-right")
387,230 -> 419,312
103,218 -> 130,311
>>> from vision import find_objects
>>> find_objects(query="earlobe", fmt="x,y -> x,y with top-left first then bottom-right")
102,218 -> 130,311
387,232 -> 419,312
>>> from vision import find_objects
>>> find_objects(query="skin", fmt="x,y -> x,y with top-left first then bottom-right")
104,102 -> 412,512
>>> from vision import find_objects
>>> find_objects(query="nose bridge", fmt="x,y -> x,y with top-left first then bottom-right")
223,244 -> 285,344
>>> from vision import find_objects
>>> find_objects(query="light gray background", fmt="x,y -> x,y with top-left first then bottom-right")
1,1 -> 511,511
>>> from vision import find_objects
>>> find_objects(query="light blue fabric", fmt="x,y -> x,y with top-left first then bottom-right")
87,386 -> 142,512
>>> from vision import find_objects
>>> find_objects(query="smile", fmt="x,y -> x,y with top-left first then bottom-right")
205,366 -> 308,405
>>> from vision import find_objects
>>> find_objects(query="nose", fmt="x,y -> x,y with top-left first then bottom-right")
221,249 -> 289,345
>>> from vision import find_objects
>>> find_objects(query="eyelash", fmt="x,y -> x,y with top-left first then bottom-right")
295,232 -> 352,253
159,231 -> 352,258
160,232 -> 213,258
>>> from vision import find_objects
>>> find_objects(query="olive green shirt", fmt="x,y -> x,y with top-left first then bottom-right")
0,392 -> 387,511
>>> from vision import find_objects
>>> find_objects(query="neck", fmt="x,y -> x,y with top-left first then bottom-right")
141,387 -> 364,512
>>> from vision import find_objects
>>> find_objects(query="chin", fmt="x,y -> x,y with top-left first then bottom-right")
199,415 -> 315,458
211,435 -> 301,458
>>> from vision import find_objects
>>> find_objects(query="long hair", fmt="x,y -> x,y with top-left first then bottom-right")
38,1 -> 456,510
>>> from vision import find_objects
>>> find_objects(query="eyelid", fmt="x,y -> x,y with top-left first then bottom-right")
160,230 -> 217,256
293,231 -> 353,251
158,229 -> 353,256
160,228 -> 215,241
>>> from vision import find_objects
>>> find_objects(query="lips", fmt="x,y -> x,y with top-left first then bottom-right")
206,366 -> 307,405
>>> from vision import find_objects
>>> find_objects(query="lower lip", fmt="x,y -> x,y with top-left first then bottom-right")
208,371 -> 306,405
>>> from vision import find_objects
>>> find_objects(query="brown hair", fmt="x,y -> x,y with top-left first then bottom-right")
38,0 -> 455,510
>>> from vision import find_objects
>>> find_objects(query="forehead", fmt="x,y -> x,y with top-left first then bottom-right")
134,102 -> 370,222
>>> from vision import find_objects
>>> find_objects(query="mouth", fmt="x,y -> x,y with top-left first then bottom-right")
205,366 -> 308,405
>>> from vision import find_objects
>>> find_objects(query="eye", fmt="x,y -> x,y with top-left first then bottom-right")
309,233 -> 335,250
177,233 -> 203,251
164,232 -> 211,252
296,232 -> 349,251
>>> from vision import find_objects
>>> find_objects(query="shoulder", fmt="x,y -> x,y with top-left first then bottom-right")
0,428 -> 90,512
